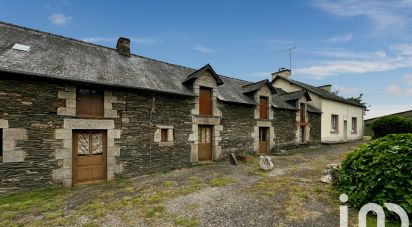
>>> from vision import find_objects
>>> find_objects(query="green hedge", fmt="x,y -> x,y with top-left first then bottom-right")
337,134 -> 412,217
371,116 -> 412,138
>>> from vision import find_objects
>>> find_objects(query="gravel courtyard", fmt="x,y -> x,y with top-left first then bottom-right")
0,142 -> 363,227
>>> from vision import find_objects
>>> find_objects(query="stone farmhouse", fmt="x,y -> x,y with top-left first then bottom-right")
0,22 -> 360,192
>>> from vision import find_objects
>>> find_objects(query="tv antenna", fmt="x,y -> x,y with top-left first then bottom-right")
278,46 -> 296,70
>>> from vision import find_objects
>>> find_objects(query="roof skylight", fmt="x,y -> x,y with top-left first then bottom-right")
12,43 -> 31,52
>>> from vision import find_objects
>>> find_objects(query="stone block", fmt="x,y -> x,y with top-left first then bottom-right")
104,102 -> 112,110
104,109 -> 118,118
64,119 -> 115,129
62,139 -> 72,149
55,149 -> 71,159
104,90 -> 112,97
2,139 -> 15,151
58,90 -> 75,99
0,119 -> 8,128
63,159 -> 72,169
55,129 -> 71,140
57,107 -> 76,116
65,85 -> 76,92
65,98 -> 76,108
107,156 -> 116,166
108,129 -> 122,139
3,149 -> 25,162
121,118 -> 129,124
107,147 -> 121,157
107,138 -> 115,148
3,128 -> 27,140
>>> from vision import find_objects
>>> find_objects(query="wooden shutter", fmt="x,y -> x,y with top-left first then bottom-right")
161,129 -> 168,142
76,88 -> 104,118
300,103 -> 305,123
259,97 -> 268,120
199,87 -> 212,116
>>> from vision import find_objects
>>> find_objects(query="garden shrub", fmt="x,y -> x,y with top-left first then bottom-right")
337,134 -> 412,217
371,116 -> 412,138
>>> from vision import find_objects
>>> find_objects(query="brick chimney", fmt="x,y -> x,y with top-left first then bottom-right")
271,68 -> 291,80
116,37 -> 131,56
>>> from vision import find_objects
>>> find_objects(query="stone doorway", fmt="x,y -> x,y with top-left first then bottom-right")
72,130 -> 107,185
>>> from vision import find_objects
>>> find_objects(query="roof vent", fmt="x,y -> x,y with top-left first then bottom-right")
12,43 -> 31,52
116,37 -> 131,56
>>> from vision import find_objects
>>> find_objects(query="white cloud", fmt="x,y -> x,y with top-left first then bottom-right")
385,85 -> 402,94
312,0 -> 412,31
295,44 -> 412,78
48,13 -> 72,25
327,33 -> 353,43
192,44 -> 214,53
81,37 -> 157,45
365,104 -> 412,120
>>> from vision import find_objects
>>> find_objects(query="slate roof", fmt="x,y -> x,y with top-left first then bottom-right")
279,89 -> 311,102
241,79 -> 276,94
273,76 -> 363,107
271,94 -> 298,110
0,21 -> 300,109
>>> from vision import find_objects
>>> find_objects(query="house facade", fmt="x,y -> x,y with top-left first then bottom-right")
272,69 -> 364,143
0,22 -> 322,193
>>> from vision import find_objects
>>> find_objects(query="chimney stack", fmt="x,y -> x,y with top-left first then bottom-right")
116,37 -> 131,56
271,68 -> 291,80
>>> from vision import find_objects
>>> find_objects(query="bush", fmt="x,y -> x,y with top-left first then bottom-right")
337,134 -> 412,217
371,116 -> 412,138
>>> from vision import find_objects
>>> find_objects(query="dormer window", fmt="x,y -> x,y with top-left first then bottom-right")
199,87 -> 212,116
76,87 -> 104,118
259,97 -> 269,120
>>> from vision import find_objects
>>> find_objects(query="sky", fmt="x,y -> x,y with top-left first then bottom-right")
0,0 -> 411,119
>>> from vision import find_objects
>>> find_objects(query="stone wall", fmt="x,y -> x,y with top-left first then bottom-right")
271,108 -> 298,152
117,91 -> 193,178
219,101 -> 255,156
0,78 -> 63,194
308,112 -> 321,144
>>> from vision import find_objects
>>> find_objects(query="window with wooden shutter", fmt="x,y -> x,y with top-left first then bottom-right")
161,129 -> 168,142
259,97 -> 268,120
0,129 -> 2,162
300,103 -> 306,123
76,87 -> 104,118
199,87 -> 212,116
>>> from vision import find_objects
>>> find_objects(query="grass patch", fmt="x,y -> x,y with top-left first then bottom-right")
163,181 -> 177,187
174,217 -> 200,227
208,176 -> 236,187
145,205 -> 166,219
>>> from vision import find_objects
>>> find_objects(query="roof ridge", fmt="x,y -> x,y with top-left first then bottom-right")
0,20 -> 197,72
219,74 -> 252,84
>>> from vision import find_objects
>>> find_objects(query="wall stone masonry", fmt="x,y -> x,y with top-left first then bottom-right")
219,102 -> 255,155
308,112 -> 321,144
272,108 -> 299,152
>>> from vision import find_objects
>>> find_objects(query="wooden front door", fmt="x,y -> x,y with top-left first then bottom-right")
259,127 -> 269,154
73,130 -> 107,185
198,125 -> 213,161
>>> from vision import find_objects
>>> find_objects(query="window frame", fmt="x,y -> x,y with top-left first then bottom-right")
331,114 -> 339,133
199,87 -> 212,116
76,87 -> 104,118
259,96 -> 269,120
351,117 -> 357,133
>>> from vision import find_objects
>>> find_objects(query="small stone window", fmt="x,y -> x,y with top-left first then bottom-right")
0,129 -> 3,163
154,126 -> 174,146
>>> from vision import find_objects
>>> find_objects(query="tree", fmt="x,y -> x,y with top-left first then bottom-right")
347,93 -> 369,114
